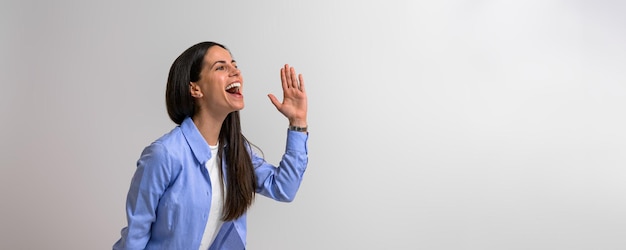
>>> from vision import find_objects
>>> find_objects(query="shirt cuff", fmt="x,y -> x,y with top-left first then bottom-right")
286,129 -> 308,153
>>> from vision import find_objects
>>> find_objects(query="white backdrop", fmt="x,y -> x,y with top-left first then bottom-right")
1,0 -> 625,249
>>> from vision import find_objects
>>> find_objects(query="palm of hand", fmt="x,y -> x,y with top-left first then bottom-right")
268,64 -> 308,126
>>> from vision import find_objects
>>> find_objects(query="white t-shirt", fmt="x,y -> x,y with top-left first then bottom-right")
198,144 -> 224,250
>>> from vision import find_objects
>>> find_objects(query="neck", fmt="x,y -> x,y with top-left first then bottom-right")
192,111 -> 226,146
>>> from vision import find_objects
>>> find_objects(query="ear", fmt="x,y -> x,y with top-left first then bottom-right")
189,82 -> 203,98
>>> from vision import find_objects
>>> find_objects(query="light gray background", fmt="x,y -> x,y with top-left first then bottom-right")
1,0 -> 625,249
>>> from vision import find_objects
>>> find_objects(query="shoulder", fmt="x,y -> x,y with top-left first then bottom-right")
137,126 -> 190,172
155,125 -> 185,146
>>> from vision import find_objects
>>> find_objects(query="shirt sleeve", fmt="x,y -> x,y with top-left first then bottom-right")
113,142 -> 176,250
253,130 -> 309,202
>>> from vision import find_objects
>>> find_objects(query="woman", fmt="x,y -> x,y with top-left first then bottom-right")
113,41 -> 309,249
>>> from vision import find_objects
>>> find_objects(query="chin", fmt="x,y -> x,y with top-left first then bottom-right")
232,104 -> 244,111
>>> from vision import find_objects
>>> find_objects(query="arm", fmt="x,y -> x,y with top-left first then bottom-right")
256,64 -> 309,201
253,131 -> 308,201
113,143 -> 174,250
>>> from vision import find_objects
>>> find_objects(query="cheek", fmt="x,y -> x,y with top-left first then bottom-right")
204,77 -> 223,91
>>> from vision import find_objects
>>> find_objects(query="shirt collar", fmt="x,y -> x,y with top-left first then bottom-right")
180,116 -> 211,164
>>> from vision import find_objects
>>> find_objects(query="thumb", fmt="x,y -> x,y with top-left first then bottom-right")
267,94 -> 282,109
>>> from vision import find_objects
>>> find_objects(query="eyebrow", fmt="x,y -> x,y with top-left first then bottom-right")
210,60 -> 237,68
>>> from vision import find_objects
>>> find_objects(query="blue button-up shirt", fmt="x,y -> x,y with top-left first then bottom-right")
113,117 -> 308,250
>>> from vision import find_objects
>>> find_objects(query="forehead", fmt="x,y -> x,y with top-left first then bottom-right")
204,46 -> 233,64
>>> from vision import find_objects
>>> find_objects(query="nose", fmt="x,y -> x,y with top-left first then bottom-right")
229,65 -> 240,76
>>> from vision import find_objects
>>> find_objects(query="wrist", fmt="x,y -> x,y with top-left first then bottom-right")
288,124 -> 308,132
288,119 -> 307,128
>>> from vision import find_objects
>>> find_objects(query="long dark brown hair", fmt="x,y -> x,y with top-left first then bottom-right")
165,41 -> 256,221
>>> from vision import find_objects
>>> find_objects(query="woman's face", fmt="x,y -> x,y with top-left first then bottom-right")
192,46 -> 244,115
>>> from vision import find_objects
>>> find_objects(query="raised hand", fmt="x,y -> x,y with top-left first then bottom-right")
267,64 -> 308,128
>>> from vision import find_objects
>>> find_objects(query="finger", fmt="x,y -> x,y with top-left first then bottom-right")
267,94 -> 282,109
280,67 -> 288,91
284,64 -> 293,88
298,74 -> 305,92
290,66 -> 299,89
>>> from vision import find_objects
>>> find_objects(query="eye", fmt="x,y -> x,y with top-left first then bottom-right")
216,65 -> 225,70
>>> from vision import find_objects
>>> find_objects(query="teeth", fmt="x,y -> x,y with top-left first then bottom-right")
226,82 -> 241,90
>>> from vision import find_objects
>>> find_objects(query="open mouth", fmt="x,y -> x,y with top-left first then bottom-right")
225,82 -> 241,95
